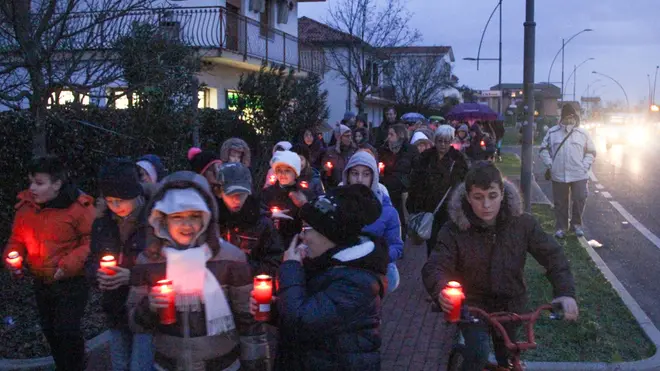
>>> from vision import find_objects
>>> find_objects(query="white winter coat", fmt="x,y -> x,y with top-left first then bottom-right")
539,124 -> 596,183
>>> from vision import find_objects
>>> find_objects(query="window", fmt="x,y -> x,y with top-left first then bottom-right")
260,0 -> 271,38
48,89 -> 89,107
108,89 -> 139,109
365,60 -> 380,87
198,89 -> 210,109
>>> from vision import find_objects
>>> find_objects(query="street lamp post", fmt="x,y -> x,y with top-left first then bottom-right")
463,0 -> 503,115
592,71 -> 630,109
564,57 -> 594,101
546,28 -> 593,102
653,65 -> 659,105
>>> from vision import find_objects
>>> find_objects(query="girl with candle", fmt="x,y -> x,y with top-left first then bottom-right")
298,128 -> 325,171
265,185 -> 389,370
85,158 -> 155,371
342,151 -> 404,293
2,155 -> 95,371
422,162 -> 578,370
127,171 -> 264,371
260,151 -> 315,247
262,141 -> 293,189
291,144 -> 325,197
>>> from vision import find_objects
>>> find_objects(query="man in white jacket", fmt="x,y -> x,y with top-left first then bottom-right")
539,104 -> 596,239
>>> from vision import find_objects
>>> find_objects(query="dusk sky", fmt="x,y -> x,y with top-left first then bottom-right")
299,0 -> 660,107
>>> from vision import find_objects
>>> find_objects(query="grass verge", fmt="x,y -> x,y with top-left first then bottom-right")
497,153 -> 521,178
523,204 -> 656,362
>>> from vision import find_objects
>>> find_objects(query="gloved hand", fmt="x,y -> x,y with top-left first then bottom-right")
552,296 -> 579,321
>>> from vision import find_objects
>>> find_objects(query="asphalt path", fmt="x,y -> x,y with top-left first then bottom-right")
505,127 -> 660,327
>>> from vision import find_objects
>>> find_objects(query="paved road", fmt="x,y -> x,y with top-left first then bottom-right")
506,126 -> 660,328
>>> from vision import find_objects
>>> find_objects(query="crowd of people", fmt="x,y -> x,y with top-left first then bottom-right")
3,106 -> 582,371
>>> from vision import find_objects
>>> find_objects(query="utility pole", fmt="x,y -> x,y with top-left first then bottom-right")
498,0 -> 503,115
521,0 -> 536,212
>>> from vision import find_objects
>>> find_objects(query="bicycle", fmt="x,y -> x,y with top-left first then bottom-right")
436,303 -> 563,371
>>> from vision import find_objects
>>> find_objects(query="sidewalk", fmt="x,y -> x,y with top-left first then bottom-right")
380,241 -> 454,371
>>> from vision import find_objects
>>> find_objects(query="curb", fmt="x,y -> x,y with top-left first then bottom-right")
0,330 -> 111,371
522,237 -> 660,371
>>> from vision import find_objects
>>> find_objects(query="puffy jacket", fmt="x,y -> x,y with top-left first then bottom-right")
341,151 -> 403,263
4,184 -> 95,282
275,237 -> 389,371
378,142 -> 418,197
539,124 -> 596,183
127,171 -> 262,371
217,195 -> 284,277
422,180 -> 576,313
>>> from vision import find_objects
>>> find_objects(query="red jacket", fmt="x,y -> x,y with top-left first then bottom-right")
4,187 -> 95,282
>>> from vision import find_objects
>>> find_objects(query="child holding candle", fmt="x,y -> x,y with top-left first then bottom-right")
127,171 -> 264,371
214,163 -> 284,277
291,144 -> 325,197
260,151 -> 315,247
2,155 -> 95,371
422,162 -> 578,370
252,185 -> 390,371
84,158 -> 155,371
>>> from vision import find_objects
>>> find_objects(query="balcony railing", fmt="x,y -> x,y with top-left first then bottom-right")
11,6 -> 325,74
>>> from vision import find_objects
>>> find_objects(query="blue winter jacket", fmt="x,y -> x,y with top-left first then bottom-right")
342,151 -> 404,263
362,194 -> 403,262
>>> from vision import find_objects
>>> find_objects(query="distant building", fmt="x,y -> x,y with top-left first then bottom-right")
478,83 -> 562,117
298,16 -> 457,127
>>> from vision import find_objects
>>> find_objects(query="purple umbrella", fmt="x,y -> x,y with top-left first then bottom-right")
446,103 -> 498,121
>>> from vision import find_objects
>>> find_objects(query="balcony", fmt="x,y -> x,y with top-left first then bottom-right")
21,6 -> 325,75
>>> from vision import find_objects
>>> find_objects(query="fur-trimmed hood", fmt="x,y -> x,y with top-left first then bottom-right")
220,137 -> 252,167
448,179 -> 523,231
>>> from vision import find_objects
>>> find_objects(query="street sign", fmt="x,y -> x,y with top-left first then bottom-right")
478,90 -> 502,98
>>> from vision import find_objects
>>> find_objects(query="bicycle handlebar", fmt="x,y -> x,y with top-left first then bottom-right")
465,303 -> 563,352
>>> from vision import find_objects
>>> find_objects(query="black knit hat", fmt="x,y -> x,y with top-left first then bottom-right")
300,184 -> 382,246
187,147 -> 222,175
98,158 -> 142,199
561,104 -> 578,120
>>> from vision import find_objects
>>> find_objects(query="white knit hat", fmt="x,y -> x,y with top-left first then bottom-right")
270,150 -> 301,177
410,131 -> 431,145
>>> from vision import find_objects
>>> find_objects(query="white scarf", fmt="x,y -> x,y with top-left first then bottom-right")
163,244 -> 236,336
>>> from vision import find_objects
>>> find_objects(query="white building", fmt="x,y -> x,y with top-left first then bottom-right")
3,0 -> 325,110
298,16 -> 394,130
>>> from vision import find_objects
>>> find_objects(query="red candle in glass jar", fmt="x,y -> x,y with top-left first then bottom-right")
99,254 -> 117,276
300,181 -> 309,189
269,174 -> 277,185
153,279 -> 177,325
253,275 -> 273,321
441,281 -> 465,323
6,251 -> 23,278
378,162 -> 385,175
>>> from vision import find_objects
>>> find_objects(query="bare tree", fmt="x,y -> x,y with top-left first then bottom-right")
386,54 -> 452,109
326,0 -> 420,114
0,0 -> 160,155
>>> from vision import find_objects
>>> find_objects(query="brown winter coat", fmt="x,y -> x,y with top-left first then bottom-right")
4,185 -> 95,282
422,180 -> 576,312
220,137 -> 252,167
